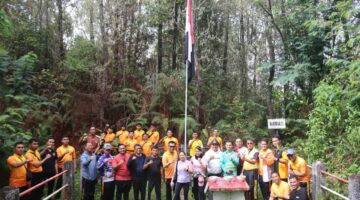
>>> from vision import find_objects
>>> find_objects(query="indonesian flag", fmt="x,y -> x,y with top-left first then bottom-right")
185,0 -> 195,83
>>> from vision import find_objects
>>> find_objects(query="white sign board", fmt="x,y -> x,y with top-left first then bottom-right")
268,118 -> 286,129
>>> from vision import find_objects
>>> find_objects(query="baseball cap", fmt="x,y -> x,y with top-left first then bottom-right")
286,148 -> 295,156
104,143 -> 112,150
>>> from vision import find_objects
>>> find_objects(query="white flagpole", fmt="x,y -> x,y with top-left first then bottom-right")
184,61 -> 188,155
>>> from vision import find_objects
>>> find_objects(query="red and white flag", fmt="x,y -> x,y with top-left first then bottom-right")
185,0 -> 195,83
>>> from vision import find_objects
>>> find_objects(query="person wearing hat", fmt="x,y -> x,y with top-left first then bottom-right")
97,143 -> 115,200
286,149 -> 311,197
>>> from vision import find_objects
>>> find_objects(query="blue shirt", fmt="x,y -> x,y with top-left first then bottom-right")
81,151 -> 98,180
220,150 -> 239,176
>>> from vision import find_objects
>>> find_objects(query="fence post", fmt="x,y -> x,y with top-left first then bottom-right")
311,161 -> 325,200
348,175 -> 360,200
63,161 -> 75,200
0,186 -> 19,200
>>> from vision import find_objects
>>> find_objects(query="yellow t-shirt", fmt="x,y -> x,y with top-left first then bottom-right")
243,148 -> 259,171
25,149 -> 43,173
134,129 -> 145,144
56,145 -> 76,168
207,136 -> 223,147
163,137 -> 179,151
259,149 -> 275,176
141,140 -> 153,156
162,150 -> 178,179
104,133 -> 116,143
147,130 -> 160,144
278,150 -> 289,179
270,181 -> 290,200
189,139 -> 203,157
289,156 -> 311,182
7,154 -> 28,187
124,138 -> 137,153
116,130 -> 129,145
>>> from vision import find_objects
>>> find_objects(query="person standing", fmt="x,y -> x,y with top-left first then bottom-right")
81,142 -> 98,200
97,143 -> 115,200
162,141 -> 178,200
243,138 -> 259,200
113,144 -> 132,200
286,149 -> 311,197
258,139 -> 275,200
221,141 -> 239,176
25,138 -> 51,200
104,126 -> 116,146
289,175 -> 309,200
202,140 -> 222,177
144,147 -> 162,200
161,129 -> 179,152
188,132 -> 203,157
140,133 -> 153,157
172,152 -> 193,200
83,127 -> 101,150
234,138 -> 248,175
56,135 -> 76,199
269,172 -> 290,200
116,126 -> 129,145
124,131 -> 137,154
40,138 -> 58,196
127,144 -> 147,200
206,128 -> 223,150
134,123 -> 145,144
146,124 -> 160,147
272,135 -> 288,182
190,146 -> 206,200
7,141 -> 32,200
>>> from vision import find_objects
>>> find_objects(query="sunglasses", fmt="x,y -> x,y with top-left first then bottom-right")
169,146 -> 176,148
247,143 -> 253,145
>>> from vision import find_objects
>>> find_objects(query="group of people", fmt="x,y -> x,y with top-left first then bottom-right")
7,124 -> 311,200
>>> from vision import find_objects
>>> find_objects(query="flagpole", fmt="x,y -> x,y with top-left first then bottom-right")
184,61 -> 188,155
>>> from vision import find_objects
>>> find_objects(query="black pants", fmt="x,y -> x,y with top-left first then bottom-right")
165,179 -> 174,200
55,168 -> 63,199
19,185 -> 30,200
174,182 -> 190,200
259,175 -> 270,200
133,178 -> 147,200
300,182 -> 310,198
101,180 -> 115,200
43,171 -> 56,196
192,178 -> 205,200
83,178 -> 97,200
148,178 -> 161,200
30,172 -> 44,200
116,180 -> 132,200
244,169 -> 258,200
237,164 -> 243,176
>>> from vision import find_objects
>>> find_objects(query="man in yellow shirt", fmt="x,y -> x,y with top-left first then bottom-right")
270,172 -> 290,200
7,141 -> 33,200
25,138 -> 51,200
207,128 -> 223,150
104,126 -> 116,145
161,129 -> 179,152
243,138 -> 259,200
116,125 -> 129,145
134,123 -> 145,144
124,131 -> 137,154
55,136 -> 76,198
162,141 -> 178,200
188,132 -> 203,157
140,133 -> 153,156
272,135 -> 289,182
286,149 -> 311,197
147,124 -> 160,146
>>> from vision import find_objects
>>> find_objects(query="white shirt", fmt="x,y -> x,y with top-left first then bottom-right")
202,149 -> 222,174
237,146 -> 248,156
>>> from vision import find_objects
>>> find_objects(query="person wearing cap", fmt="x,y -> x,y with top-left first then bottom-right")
202,139 -> 223,177
81,142 -> 98,200
207,128 -> 223,151
243,137 -> 259,200
286,149 -> 311,197
97,143 -> 115,200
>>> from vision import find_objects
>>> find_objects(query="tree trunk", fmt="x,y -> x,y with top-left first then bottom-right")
266,25 -> 275,119
89,2 -> 95,43
239,13 -> 248,100
223,12 -> 230,74
56,0 -> 65,61
157,23 -> 163,73
172,0 -> 178,70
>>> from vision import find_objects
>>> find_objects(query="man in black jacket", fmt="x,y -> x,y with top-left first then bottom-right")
127,144 -> 147,200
